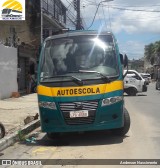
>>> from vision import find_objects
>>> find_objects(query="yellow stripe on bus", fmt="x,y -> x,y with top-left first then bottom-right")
37,81 -> 123,97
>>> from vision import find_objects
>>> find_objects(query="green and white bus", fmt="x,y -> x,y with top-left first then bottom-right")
2,8 -> 22,17
37,30 -> 130,138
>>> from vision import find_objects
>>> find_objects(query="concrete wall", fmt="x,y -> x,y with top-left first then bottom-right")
0,45 -> 18,99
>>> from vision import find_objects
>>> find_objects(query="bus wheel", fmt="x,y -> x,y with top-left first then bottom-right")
47,132 -> 60,139
156,83 -> 158,90
128,88 -> 137,96
112,108 -> 130,136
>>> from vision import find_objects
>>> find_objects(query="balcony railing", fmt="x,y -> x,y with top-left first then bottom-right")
42,0 -> 67,25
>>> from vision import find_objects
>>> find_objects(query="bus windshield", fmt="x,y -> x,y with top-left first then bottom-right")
2,9 -> 11,14
2,9 -> 9,14
40,35 -> 119,82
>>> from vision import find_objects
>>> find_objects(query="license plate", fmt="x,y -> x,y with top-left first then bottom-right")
70,110 -> 88,118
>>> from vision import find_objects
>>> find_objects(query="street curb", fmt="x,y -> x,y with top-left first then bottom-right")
0,119 -> 40,152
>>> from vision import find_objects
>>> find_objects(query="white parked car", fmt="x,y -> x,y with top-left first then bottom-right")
124,70 -> 147,96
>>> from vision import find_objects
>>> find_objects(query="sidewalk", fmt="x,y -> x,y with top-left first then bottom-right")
0,93 -> 39,135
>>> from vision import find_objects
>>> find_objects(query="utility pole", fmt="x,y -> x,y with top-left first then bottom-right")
76,0 -> 81,30
40,0 -> 43,44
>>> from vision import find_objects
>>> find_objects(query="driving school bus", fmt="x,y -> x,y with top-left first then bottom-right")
1,8 -> 22,17
37,31 -> 130,138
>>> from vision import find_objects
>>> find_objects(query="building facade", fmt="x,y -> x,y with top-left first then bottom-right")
0,0 -> 41,93
0,0 -> 77,97
42,0 -> 67,40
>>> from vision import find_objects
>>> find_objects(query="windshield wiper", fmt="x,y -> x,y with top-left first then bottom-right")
70,75 -> 83,86
78,70 -> 111,82
41,75 -> 83,86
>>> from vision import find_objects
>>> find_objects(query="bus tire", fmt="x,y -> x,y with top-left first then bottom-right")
128,88 -> 137,96
0,122 -> 5,139
47,132 -> 60,139
156,83 -> 158,90
112,108 -> 130,136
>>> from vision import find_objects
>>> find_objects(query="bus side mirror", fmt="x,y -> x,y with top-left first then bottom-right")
123,54 -> 128,68
120,54 -> 123,64
120,54 -> 128,68
121,54 -> 129,79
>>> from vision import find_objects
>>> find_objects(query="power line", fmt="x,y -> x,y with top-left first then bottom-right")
105,6 -> 160,13
65,0 -> 84,29
101,3 -> 107,28
111,4 -> 160,8
64,0 -> 78,28
65,0 -> 73,9
110,14 -> 160,19
94,0 -> 103,28
87,2 -> 105,29
111,19 -> 160,22
84,3 -> 160,12
84,2 -> 160,8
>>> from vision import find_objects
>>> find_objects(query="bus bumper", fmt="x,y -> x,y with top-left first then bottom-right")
39,102 -> 124,133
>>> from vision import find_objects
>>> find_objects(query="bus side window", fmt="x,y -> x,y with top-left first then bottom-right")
44,47 -> 55,76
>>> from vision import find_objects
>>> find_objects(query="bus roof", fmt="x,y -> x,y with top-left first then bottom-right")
45,30 -> 114,42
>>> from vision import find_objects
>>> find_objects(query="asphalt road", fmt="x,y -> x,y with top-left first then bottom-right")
0,82 -> 160,168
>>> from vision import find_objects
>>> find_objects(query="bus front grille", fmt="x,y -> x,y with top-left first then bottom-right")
59,101 -> 98,125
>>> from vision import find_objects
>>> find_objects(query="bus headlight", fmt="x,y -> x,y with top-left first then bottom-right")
102,96 -> 123,106
39,101 -> 57,110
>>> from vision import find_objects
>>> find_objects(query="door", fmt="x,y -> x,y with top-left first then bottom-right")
127,71 -> 142,92
18,57 -> 26,91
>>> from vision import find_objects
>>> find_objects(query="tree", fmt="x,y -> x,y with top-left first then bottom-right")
154,41 -> 160,53
144,41 -> 160,65
144,43 -> 154,65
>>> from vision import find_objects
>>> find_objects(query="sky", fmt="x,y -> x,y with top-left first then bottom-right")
63,0 -> 160,60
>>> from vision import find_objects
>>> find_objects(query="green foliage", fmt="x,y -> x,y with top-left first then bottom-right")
144,41 -> 160,65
